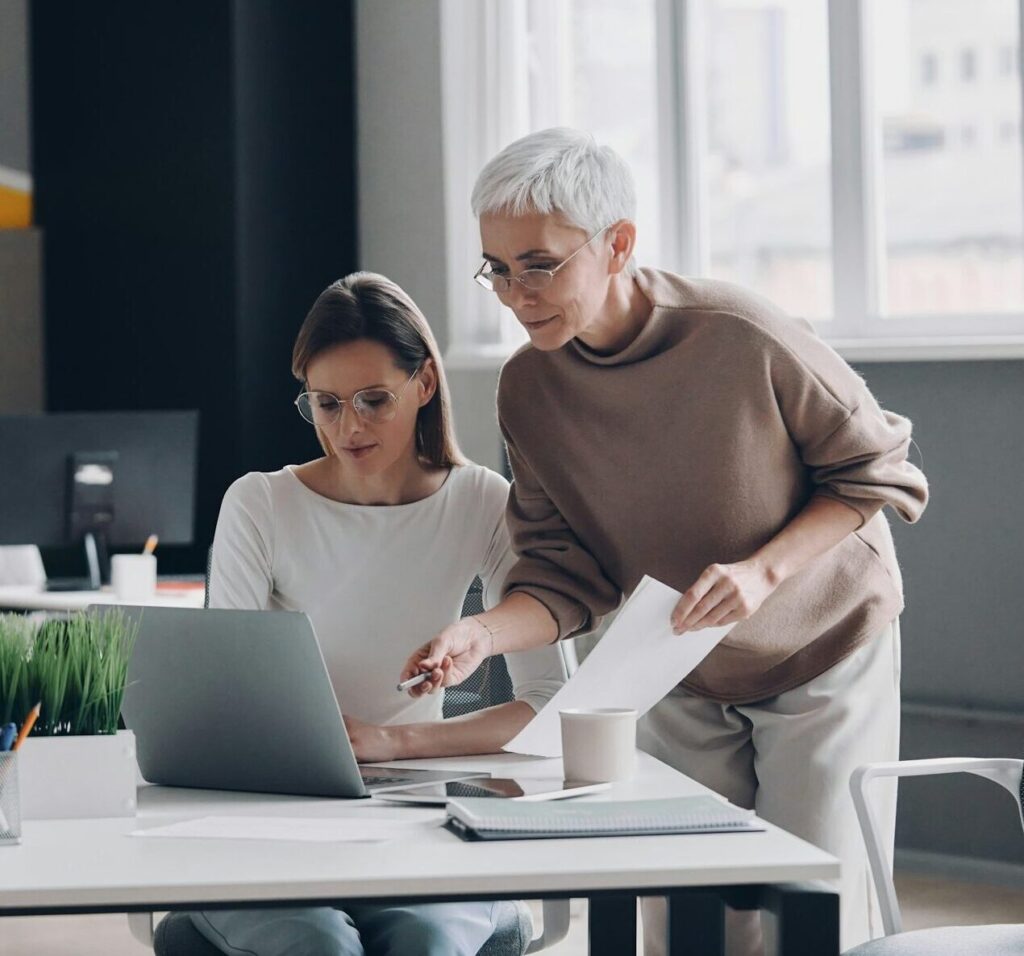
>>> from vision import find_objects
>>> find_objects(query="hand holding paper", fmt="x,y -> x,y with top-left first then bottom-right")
503,575 -> 733,758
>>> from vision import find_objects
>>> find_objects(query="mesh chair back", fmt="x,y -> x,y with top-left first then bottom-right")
204,546 -> 212,609
443,577 -> 514,718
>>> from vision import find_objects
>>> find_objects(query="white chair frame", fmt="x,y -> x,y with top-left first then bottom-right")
850,757 -> 1024,938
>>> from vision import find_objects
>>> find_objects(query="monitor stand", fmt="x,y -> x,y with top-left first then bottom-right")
45,531 -> 109,592
47,449 -> 118,591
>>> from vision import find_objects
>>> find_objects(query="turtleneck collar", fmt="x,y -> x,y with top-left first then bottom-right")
569,267 -> 697,367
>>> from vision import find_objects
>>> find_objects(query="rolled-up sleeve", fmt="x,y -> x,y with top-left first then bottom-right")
499,418 -> 622,639
768,327 -> 928,526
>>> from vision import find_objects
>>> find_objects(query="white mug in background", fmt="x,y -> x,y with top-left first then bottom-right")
110,554 -> 157,602
560,707 -> 638,783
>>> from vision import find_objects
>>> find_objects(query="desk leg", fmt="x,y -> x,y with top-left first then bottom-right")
761,883 -> 840,956
665,891 -> 726,956
588,893 -> 637,955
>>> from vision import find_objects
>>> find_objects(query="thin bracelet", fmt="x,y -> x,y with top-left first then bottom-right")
472,615 -> 496,658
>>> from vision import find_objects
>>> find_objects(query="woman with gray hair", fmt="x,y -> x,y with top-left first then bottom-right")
402,128 -> 928,955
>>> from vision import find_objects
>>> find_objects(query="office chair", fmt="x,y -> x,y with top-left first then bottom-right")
132,572 -> 571,955
844,757 -> 1024,954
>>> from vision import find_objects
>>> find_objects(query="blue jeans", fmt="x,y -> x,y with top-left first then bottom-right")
191,901 -> 499,956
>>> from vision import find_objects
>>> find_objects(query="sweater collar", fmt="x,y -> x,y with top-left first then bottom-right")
568,267 -> 693,367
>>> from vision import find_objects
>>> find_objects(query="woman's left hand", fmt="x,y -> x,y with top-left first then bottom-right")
670,559 -> 778,634
343,715 -> 398,763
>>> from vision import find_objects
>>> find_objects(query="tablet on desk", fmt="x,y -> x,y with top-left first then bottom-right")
374,776 -> 611,805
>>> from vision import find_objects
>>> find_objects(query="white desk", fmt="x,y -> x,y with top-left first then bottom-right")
0,752 -> 840,955
0,584 -> 205,612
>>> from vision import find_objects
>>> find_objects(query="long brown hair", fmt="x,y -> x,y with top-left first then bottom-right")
292,272 -> 465,468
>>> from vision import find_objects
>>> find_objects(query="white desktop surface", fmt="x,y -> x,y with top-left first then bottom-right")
0,752 -> 838,912
0,584 -> 205,612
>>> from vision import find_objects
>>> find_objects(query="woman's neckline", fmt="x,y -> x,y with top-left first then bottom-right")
283,461 -> 456,509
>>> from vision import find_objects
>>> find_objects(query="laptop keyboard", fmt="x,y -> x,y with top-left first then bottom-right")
437,781 -> 504,799
360,772 -> 415,787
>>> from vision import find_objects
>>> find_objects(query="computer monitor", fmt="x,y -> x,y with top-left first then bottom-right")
0,410 -> 199,588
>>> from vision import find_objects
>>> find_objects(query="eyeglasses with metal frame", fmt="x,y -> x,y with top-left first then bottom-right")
473,225 -> 612,294
294,365 -> 422,426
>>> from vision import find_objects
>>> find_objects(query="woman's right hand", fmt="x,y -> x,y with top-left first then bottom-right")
399,617 -> 493,698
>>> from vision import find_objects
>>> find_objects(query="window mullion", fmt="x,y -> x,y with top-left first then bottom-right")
828,0 -> 882,338
656,0 -> 708,277
526,0 -> 572,127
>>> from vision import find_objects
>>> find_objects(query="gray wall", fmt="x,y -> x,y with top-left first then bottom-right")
356,0 -> 450,353
0,0 -> 41,415
857,360 -> 1024,877
0,228 -> 43,412
0,0 -> 30,171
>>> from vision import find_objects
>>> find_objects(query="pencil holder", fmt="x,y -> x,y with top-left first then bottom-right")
0,751 -> 21,845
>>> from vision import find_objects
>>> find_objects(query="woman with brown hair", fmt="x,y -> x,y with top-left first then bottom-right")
190,271 -> 565,956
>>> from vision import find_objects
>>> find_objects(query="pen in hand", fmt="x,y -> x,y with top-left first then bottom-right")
396,672 -> 431,693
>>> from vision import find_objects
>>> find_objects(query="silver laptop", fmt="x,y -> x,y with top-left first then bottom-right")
109,605 -> 485,798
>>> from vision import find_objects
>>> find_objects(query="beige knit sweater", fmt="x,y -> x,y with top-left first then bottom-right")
498,267 -> 928,703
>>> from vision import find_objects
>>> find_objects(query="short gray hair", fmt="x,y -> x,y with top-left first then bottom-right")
471,127 -> 637,235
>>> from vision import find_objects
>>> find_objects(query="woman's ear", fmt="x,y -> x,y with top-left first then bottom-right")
417,359 -> 438,407
607,220 -> 637,275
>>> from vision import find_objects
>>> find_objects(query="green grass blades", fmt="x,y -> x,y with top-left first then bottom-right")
0,610 -> 139,736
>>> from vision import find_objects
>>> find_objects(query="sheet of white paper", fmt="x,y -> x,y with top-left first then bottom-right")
504,575 -> 733,758
132,815 -> 441,843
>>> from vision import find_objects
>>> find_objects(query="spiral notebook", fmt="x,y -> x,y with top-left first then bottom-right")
445,795 -> 764,842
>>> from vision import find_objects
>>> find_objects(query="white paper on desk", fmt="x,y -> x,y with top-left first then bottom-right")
132,815 -> 441,843
503,575 -> 733,758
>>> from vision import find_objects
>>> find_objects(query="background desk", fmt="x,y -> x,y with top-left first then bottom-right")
0,752 -> 840,955
0,584 -> 205,612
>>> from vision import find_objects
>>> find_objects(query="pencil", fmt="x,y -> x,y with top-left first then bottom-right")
11,702 -> 41,752
142,534 -> 159,556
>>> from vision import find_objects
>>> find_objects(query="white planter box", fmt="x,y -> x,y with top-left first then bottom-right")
18,729 -> 137,820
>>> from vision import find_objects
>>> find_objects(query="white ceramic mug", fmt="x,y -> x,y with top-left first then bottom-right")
560,707 -> 638,783
110,554 -> 157,602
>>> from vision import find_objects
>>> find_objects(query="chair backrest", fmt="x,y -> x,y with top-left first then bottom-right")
203,545 -> 212,609
851,757 -> 1024,937
443,577 -> 514,717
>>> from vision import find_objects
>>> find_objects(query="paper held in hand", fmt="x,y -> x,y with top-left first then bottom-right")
503,575 -> 734,758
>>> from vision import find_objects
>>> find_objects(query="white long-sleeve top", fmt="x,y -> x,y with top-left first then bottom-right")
209,462 -> 566,726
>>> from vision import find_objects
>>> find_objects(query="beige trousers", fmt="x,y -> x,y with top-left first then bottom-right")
638,621 -> 901,955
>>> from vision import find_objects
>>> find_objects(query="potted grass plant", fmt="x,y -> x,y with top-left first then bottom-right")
0,609 -> 140,819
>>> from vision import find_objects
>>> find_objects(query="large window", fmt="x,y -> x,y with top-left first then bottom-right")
705,0 -> 833,319
872,0 -> 1024,319
442,0 -> 1024,360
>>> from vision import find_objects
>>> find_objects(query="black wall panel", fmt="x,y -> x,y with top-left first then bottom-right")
30,0 -> 358,572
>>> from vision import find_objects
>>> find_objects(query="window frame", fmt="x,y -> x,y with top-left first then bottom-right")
441,0 -> 1024,366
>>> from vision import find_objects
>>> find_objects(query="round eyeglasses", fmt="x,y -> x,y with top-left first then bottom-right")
473,225 -> 612,294
295,365 -> 421,427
